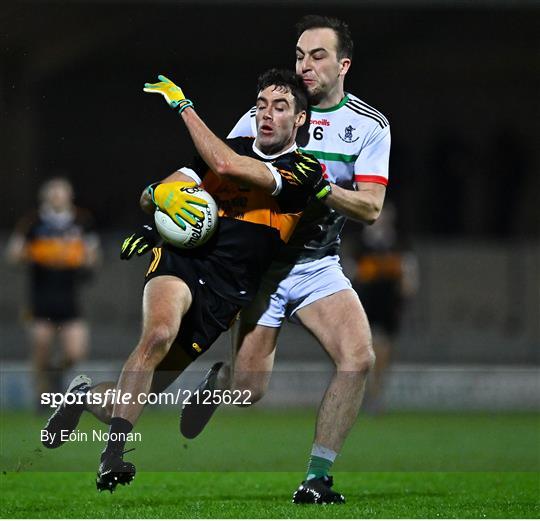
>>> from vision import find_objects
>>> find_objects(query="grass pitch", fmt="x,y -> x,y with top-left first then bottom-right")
1,408 -> 539,518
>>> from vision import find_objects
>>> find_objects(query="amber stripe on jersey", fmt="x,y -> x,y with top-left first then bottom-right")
26,238 -> 86,268
146,247 -> 162,276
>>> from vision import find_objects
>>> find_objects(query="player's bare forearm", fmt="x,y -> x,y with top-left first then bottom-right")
139,171 -> 195,214
180,107 -> 275,193
324,182 -> 386,224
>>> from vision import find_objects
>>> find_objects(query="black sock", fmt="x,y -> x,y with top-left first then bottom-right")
102,417 -> 133,459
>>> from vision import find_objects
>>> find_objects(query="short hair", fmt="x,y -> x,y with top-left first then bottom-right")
296,15 -> 354,60
257,68 -> 309,115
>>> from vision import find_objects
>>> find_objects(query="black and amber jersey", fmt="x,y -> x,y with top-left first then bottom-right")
188,137 -> 321,243
16,207 -> 97,270
15,207 -> 98,320
156,137 -> 322,306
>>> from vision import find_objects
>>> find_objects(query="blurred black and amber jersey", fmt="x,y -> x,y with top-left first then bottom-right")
15,207 -> 97,321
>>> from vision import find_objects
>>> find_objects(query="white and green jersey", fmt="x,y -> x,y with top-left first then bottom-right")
228,93 -> 390,263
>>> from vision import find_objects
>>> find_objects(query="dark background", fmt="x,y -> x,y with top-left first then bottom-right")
2,1 -> 539,238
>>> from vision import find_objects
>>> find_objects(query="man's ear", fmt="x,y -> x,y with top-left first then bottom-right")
295,110 -> 307,128
339,58 -> 351,78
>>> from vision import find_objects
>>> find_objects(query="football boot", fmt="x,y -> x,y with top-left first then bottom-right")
292,475 -> 345,504
42,374 -> 92,449
180,362 -> 223,438
96,449 -> 136,493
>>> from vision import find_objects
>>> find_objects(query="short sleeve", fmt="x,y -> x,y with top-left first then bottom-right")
177,154 -> 210,184
354,124 -> 391,186
227,107 -> 257,139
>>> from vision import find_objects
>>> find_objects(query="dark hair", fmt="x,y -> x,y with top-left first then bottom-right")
296,15 -> 354,60
257,68 -> 309,115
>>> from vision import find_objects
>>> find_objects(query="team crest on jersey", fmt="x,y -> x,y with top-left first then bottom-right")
339,125 -> 359,143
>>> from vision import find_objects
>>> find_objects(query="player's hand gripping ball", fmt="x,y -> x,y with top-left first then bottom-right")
148,180 -> 208,227
153,185 -> 218,249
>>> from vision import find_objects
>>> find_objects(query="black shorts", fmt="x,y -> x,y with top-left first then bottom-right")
30,267 -> 83,323
144,217 -> 281,370
31,291 -> 80,323
144,246 -> 242,362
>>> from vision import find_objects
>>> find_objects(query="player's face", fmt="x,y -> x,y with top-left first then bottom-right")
254,85 -> 306,155
44,181 -> 73,211
296,28 -> 350,104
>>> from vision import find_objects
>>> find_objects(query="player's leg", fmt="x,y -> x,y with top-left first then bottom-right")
42,275 -> 192,455
231,320 -> 279,404
364,329 -> 392,413
44,350 -> 194,445
297,289 -> 374,451
228,266 -> 287,400
97,275 -> 193,491
104,274 -> 192,435
292,289 -> 374,503
30,319 -> 56,409
84,343 -> 195,425
358,281 -> 402,414
179,319 -> 279,438
58,319 -> 89,369
180,268 -> 286,438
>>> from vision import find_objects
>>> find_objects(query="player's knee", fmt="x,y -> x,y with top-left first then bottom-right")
137,325 -> 176,365
335,342 -> 375,374
232,374 -> 268,406
358,347 -> 376,374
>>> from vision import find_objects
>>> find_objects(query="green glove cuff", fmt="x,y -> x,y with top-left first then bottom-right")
176,99 -> 194,115
146,182 -> 160,204
315,183 -> 332,200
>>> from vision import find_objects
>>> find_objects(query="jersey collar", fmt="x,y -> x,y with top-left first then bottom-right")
311,94 -> 349,113
252,140 -> 297,160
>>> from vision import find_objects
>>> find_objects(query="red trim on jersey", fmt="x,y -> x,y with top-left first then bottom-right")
354,174 -> 388,186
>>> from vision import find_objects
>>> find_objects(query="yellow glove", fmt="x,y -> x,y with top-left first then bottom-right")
143,75 -> 194,113
147,181 -> 208,229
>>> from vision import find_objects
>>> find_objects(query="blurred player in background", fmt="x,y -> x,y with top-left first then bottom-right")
344,202 -> 419,413
5,177 -> 101,409
41,70 -> 329,493
182,15 -> 390,504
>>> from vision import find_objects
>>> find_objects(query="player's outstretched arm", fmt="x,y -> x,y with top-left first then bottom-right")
324,181 -> 386,224
143,75 -> 276,194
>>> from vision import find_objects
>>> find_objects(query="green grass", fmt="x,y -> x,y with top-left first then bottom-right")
2,471 -> 539,518
1,409 -> 539,518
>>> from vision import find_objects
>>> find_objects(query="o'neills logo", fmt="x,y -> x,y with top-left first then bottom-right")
186,205 -> 214,247
186,217 -> 205,247
310,118 -> 330,126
